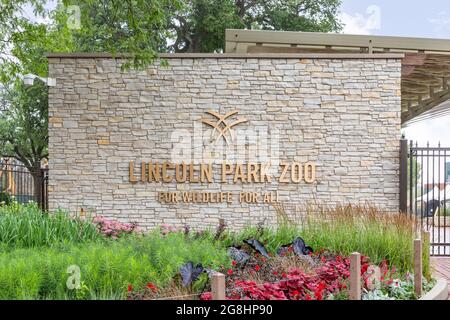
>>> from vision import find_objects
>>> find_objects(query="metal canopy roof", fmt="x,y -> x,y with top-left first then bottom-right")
225,29 -> 450,126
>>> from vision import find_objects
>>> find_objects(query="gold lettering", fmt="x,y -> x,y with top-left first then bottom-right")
182,192 -> 191,202
162,162 -> 173,182
221,163 -> 233,183
260,163 -> 272,182
291,162 -> 302,183
233,164 -> 246,183
304,163 -> 316,183
200,163 -> 213,183
148,163 -> 161,182
247,163 -> 259,183
141,161 -> 146,182
175,162 -> 187,183
189,163 -> 199,183
129,161 -> 137,183
279,162 -> 289,183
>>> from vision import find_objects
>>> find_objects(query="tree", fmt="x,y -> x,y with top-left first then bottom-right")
0,81 -> 48,204
168,0 -> 343,53
0,0 -> 46,82
62,0 -> 182,69
0,2 -> 74,206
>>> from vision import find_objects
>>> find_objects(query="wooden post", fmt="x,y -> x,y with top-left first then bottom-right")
421,230 -> 430,260
211,272 -> 226,300
349,252 -> 361,300
421,230 -> 430,255
414,238 -> 423,297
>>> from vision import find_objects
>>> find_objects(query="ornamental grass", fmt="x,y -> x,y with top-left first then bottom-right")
274,204 -> 428,277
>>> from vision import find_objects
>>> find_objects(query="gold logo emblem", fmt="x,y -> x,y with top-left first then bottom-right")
201,110 -> 248,145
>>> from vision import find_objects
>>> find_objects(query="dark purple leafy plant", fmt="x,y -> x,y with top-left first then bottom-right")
179,262 -> 204,287
244,239 -> 270,258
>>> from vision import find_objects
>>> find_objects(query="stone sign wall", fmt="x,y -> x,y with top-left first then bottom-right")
48,53 -> 402,230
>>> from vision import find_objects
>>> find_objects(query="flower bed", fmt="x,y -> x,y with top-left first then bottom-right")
0,204 -> 434,300
127,237 -> 434,301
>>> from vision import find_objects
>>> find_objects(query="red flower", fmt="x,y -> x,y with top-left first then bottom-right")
254,265 -> 261,272
146,282 -> 158,292
291,290 -> 300,297
317,281 -> 326,291
314,291 -> 323,300
231,260 -> 237,266
200,292 -> 212,300
305,294 -> 312,300
227,269 -> 233,276
127,284 -> 133,292
273,271 -> 278,276
281,272 -> 287,278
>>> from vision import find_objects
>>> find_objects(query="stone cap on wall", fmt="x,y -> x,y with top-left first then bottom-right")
47,52 -> 405,60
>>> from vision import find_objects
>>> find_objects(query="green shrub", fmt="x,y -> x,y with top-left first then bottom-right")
0,203 -> 102,249
293,205 -> 419,275
222,205 -> 421,275
0,192 -> 12,206
0,232 -> 229,300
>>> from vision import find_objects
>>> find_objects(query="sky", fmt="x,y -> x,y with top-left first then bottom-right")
340,0 -> 450,147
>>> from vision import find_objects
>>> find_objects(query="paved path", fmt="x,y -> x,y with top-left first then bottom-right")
431,257 -> 450,299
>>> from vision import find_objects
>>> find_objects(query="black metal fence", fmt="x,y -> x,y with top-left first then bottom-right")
0,159 -> 48,210
406,141 -> 450,256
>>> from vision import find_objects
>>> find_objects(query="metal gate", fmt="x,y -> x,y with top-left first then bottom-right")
406,141 -> 450,256
0,158 -> 48,211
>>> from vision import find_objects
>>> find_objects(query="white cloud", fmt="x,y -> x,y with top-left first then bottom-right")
429,11 -> 450,36
403,115 -> 450,148
340,5 -> 382,35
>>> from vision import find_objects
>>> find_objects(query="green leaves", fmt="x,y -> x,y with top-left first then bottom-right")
0,81 -> 48,169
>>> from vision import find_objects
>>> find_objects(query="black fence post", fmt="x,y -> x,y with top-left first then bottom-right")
400,139 -> 408,213
41,168 -> 48,211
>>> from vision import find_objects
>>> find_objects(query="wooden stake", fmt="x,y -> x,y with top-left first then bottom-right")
349,252 -> 361,300
414,238 -> 423,297
211,272 -> 226,300
421,230 -> 430,256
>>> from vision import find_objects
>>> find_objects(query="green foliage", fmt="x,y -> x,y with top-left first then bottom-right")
169,0 -> 342,53
0,81 -> 48,170
222,208 -> 420,275
0,192 -> 12,206
0,231 -> 229,300
62,0 -> 182,70
0,204 -> 428,299
0,203 -> 102,249
362,275 -> 436,300
298,213 -> 416,275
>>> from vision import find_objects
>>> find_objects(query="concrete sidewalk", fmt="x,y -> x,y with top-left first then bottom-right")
431,257 -> 450,300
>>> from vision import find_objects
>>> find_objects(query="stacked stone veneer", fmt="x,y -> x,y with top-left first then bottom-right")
48,54 -> 402,230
